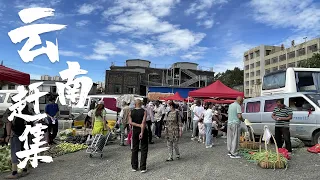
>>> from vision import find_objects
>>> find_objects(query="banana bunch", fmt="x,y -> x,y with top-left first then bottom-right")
0,146 -> 11,172
56,143 -> 87,153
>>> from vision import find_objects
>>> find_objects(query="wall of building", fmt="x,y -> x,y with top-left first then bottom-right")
148,86 -> 199,98
105,70 -> 141,95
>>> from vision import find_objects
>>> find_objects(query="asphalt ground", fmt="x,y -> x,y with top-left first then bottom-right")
2,131 -> 320,180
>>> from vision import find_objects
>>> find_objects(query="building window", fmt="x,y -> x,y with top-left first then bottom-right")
245,65 -> 249,70
256,70 -> 260,76
114,85 -> 122,94
256,61 -> 260,67
266,50 -> 271,56
265,59 -> 270,65
245,73 -> 249,78
128,87 -> 135,94
264,99 -> 284,112
250,53 -> 254,59
279,64 -> 286,70
250,80 -> 254,85
250,72 -> 254,77
265,69 -> 270,74
245,81 -> 249,86
279,54 -> 286,61
307,44 -> 318,53
250,63 -> 254,69
244,55 -> 249,61
256,79 -> 261,84
245,89 -> 249,95
297,48 -> 306,56
8,84 -> 15,90
246,101 -> 260,113
255,50 -> 260,57
271,57 -> 278,63
272,66 -> 278,72
288,51 -> 295,59
288,62 -> 295,67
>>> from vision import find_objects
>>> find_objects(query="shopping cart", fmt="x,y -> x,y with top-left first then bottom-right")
86,132 -> 111,158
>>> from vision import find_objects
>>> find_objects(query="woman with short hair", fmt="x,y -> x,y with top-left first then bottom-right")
165,102 -> 183,161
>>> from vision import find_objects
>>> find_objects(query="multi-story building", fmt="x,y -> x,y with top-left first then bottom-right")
105,59 -> 215,96
244,38 -> 320,97
41,75 -> 51,81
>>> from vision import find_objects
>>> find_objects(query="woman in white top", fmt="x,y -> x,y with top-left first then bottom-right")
203,102 -> 214,148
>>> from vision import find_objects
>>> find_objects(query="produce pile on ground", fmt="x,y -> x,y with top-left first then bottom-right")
44,143 -> 87,158
65,135 -> 89,144
0,146 -> 11,172
239,148 -> 288,169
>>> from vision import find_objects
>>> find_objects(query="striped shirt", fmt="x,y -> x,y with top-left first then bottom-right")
273,106 -> 293,127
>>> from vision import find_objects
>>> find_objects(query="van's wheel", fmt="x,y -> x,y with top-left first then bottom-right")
312,131 -> 320,145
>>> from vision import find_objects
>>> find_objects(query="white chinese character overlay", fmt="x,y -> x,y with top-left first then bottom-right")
8,8 -> 66,63
56,61 -> 93,108
17,124 -> 53,169
8,84 -> 51,169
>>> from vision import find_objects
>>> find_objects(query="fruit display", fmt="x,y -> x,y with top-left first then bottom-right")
0,146 -> 11,172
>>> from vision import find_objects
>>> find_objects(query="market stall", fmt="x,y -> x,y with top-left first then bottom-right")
188,80 -> 244,98
164,92 -> 184,101
0,65 -> 30,86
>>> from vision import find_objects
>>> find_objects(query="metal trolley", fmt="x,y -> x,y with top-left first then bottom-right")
86,132 -> 111,158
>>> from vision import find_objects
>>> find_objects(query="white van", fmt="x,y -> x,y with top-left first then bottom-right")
242,92 -> 320,145
70,94 -> 144,121
0,90 -> 18,117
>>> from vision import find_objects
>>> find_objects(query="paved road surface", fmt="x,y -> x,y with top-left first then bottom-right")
4,132 -> 320,180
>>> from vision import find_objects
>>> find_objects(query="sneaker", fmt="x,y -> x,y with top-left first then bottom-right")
227,152 -> 231,156
206,145 -> 213,148
141,169 -> 147,173
230,155 -> 241,159
191,138 -> 195,141
4,174 -> 18,179
203,141 -> 205,144
132,169 -> 137,172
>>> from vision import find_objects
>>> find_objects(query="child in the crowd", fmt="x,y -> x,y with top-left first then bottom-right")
212,120 -> 219,145
198,118 -> 205,143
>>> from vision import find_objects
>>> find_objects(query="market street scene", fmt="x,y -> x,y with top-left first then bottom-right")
1,0 -> 320,180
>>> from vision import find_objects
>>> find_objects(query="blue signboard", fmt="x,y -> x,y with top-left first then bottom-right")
148,86 -> 198,98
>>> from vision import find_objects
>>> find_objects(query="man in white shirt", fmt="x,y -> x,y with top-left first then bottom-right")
154,101 -> 165,138
146,102 -> 155,144
191,100 -> 205,140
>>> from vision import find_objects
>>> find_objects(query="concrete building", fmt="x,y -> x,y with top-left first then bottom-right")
41,75 -> 51,81
244,38 -> 320,97
105,59 -> 215,96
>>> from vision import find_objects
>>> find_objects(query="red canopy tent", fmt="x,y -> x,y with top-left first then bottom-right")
204,99 -> 235,104
164,92 -> 184,101
184,97 -> 194,102
0,65 -> 30,85
188,80 -> 244,98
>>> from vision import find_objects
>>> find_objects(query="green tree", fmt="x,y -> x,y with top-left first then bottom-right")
298,53 -> 320,68
214,67 -> 244,88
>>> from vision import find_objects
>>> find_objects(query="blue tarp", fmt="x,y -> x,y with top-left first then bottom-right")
148,86 -> 198,98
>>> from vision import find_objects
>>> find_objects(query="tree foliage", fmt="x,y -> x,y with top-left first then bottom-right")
298,53 -> 320,68
214,67 -> 244,88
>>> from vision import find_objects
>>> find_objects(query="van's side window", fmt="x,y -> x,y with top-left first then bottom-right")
7,94 -> 16,103
264,99 -> 284,112
0,93 -> 5,103
246,101 -> 260,113
289,97 -> 314,111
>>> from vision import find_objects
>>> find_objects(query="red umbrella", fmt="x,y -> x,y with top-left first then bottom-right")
164,92 -> 184,101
